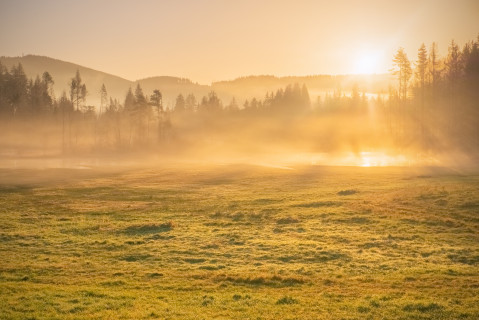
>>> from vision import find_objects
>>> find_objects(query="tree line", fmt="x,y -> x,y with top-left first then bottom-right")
0,35 -> 478,158
385,36 -> 479,153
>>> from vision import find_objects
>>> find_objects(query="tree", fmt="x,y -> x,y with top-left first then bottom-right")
133,84 -> 151,142
0,61 -> 7,115
150,89 -> 163,114
444,40 -> 462,134
8,63 -> 28,117
243,99 -> 249,110
80,85 -> 87,113
445,40 -> 461,84
464,39 -> 479,79
250,97 -> 259,110
226,97 -> 239,112
391,47 -> 412,101
123,87 -> 136,145
29,75 -> 48,114
124,87 -> 135,113
69,70 -> 86,112
185,94 -> 196,113
301,84 -> 311,110
428,42 -> 441,90
199,91 -> 222,113
135,84 -> 147,106
58,91 -> 71,153
207,91 -> 222,112
42,71 -> 54,99
149,89 -> 166,142
174,94 -> 186,113
100,84 -> 107,115
415,43 -> 428,89
415,43 -> 428,147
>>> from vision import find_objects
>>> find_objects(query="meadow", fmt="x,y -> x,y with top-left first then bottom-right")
0,163 -> 478,319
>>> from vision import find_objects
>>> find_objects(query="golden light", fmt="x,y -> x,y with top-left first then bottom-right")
357,151 -> 408,167
272,152 -> 413,167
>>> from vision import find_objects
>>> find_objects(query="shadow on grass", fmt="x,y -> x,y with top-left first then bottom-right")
448,250 -> 479,265
122,222 -> 174,235
218,274 -> 306,287
337,189 -> 358,196
0,185 -> 34,194
402,302 -> 444,313
292,201 -> 342,208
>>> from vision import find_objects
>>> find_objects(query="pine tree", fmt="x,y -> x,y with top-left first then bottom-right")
69,70 -> 87,112
175,94 -> 186,113
428,42 -> 441,90
391,48 -> 412,101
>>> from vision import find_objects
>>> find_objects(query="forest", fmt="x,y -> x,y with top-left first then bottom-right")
0,36 -> 478,166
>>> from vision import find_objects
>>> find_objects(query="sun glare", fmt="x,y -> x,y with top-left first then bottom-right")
354,51 -> 380,74
357,152 -> 408,167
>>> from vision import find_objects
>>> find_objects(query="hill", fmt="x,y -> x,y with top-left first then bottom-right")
0,55 -> 214,108
0,55 -> 393,108
0,55 -> 132,106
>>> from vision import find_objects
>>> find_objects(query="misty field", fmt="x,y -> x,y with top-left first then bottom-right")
0,164 -> 478,320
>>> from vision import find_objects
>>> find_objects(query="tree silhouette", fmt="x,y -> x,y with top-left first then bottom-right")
445,40 -> 461,84
428,42 -> 441,91
134,84 -> 149,142
69,70 -> 87,112
42,71 -> 54,101
150,89 -> 163,113
185,94 -> 196,113
391,48 -> 412,101
174,94 -> 186,113
415,44 -> 428,89
415,44 -> 428,145
8,63 -> 28,117
100,84 -> 107,115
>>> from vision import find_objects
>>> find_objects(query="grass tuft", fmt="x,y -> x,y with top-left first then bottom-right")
276,296 -> 298,305
293,201 -> 342,208
337,189 -> 358,196
276,217 -> 300,224
123,221 -> 174,235
402,302 -> 444,313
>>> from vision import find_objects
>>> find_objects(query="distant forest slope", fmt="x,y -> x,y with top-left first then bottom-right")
0,55 -> 393,107
212,74 -> 394,103
135,76 -> 211,108
0,55 -> 132,105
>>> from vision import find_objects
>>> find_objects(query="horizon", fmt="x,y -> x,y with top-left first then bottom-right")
2,53 -> 394,86
1,0 -> 478,83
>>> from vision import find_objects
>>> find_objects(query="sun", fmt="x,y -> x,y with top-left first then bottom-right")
353,50 -> 381,74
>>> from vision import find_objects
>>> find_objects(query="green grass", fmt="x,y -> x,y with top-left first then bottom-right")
0,164 -> 478,319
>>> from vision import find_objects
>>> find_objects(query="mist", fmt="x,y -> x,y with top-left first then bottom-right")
1,36 -> 479,172
2,1 -> 479,316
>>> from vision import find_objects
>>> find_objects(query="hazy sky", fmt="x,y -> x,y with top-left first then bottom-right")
1,0 -> 478,84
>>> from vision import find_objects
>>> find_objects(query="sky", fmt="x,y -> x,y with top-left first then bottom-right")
1,0 -> 478,84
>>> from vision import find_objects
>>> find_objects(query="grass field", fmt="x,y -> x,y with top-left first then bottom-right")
0,164 -> 478,319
